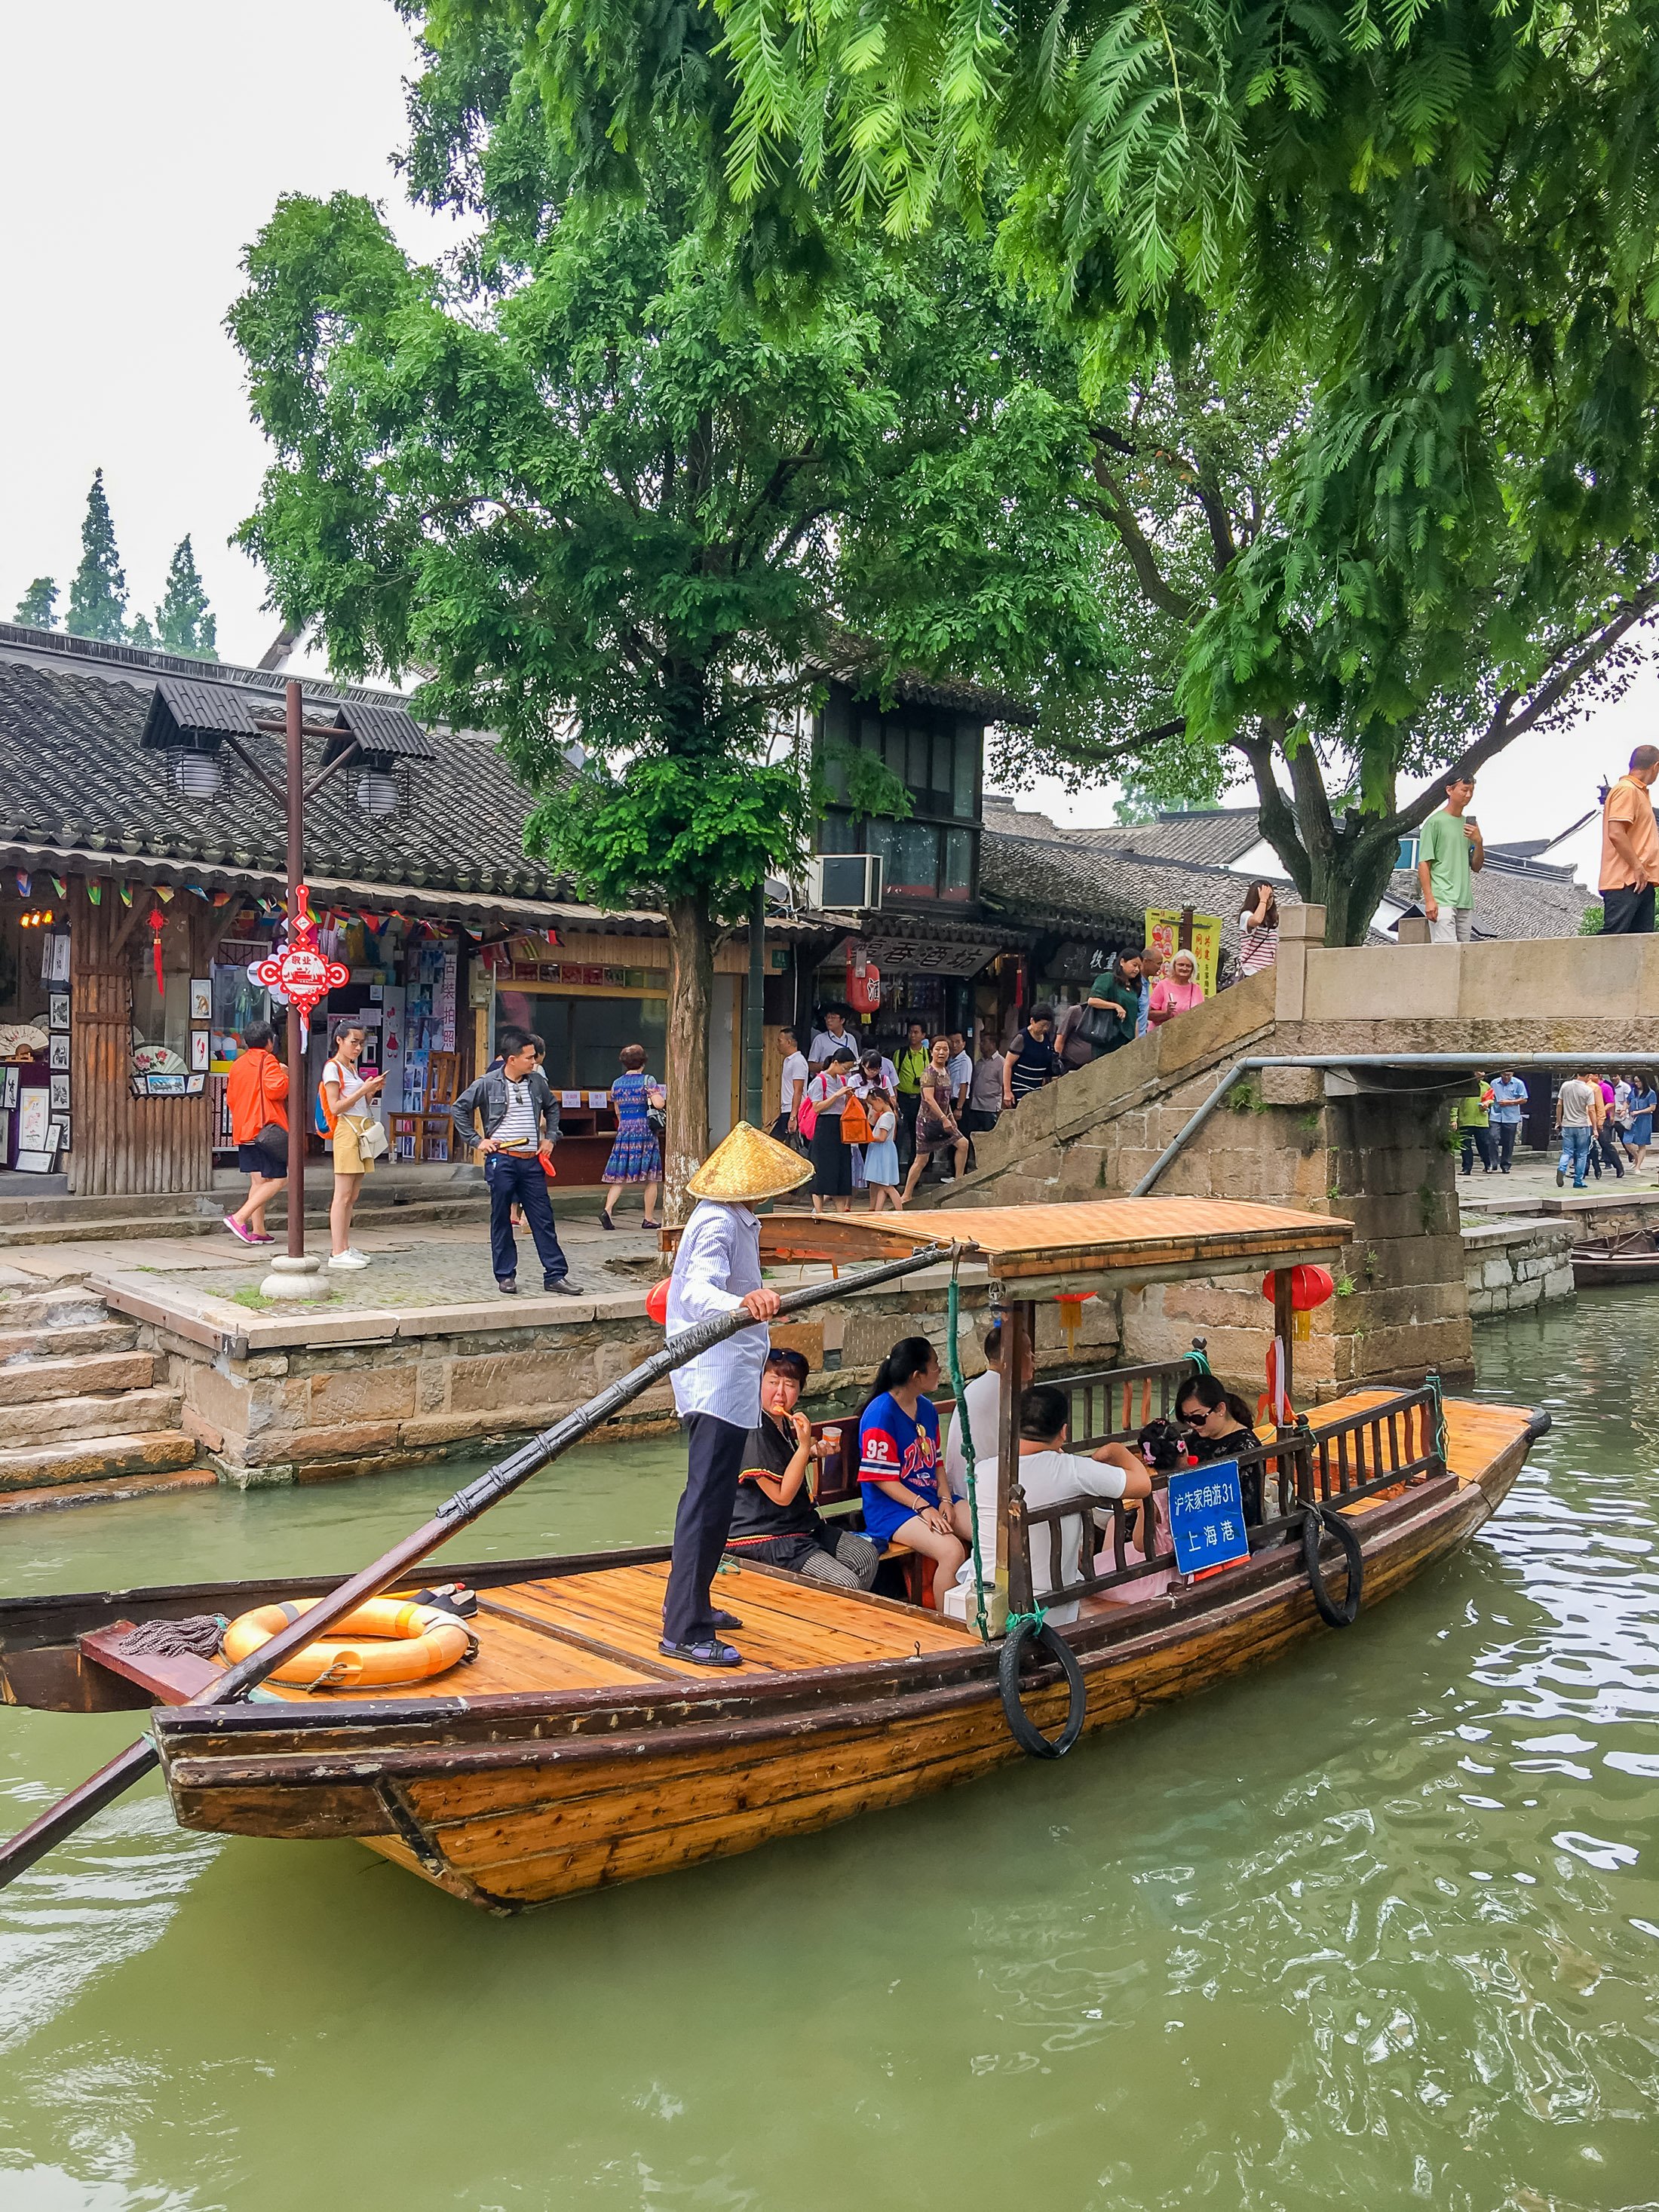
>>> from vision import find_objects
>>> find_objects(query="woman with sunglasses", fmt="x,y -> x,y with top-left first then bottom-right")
1176,1373 -> 1265,1529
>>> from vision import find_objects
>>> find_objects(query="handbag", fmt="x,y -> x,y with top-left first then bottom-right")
840,1094 -> 872,1145
1077,1001 -> 1121,1051
357,1118 -> 390,1162
256,1121 -> 288,1168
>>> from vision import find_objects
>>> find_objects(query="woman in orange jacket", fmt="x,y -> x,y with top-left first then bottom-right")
223,1023 -> 288,1245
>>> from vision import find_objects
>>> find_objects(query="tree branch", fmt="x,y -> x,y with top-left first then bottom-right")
1087,436 -> 1197,622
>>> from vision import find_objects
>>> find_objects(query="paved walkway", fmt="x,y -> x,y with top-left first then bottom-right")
1457,1144 -> 1659,1216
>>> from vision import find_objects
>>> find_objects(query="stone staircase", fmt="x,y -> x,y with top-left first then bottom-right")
0,1275 -> 210,1510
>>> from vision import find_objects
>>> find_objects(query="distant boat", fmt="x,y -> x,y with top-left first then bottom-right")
1572,1232 -> 1659,1290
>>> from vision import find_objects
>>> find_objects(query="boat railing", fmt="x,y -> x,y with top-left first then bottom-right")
1013,1383 -> 1447,1615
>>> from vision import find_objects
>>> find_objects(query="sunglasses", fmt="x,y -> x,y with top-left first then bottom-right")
1176,1405 -> 1213,1425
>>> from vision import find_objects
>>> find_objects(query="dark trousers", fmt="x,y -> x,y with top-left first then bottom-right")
1460,1127 -> 1495,1173
1602,882 -> 1655,934
485,1151 -> 568,1284
1494,1121 -> 1519,1171
897,1091 -> 921,1167
662,1413 -> 747,1645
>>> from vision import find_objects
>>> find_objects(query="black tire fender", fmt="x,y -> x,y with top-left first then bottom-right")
1300,1503 -> 1363,1628
998,1616 -> 1087,1758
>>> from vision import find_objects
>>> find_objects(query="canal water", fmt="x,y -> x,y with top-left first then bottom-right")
3,1295 -> 1657,2211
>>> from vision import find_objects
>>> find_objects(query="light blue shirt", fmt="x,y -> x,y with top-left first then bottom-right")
1489,1077 -> 1528,1125
1136,978 -> 1151,1037
667,1199 -> 767,1425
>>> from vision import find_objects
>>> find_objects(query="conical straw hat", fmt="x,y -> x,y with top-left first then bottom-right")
685,1121 -> 814,1204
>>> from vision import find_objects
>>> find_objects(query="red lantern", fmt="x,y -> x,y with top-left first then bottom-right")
1260,1265 -> 1335,1311
646,1278 -> 671,1327
845,941 -> 882,1016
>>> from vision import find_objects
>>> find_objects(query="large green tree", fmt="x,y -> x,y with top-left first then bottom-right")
14,578 -> 57,629
228,56 -> 1113,1201
428,1 -> 1659,925
998,355 -> 1659,941
66,469 -> 128,642
155,535 -> 218,659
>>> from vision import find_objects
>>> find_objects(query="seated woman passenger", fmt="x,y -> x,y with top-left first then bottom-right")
1175,1373 -> 1265,1526
726,1350 -> 880,1589
945,1385 -> 1154,1625
857,1336 -> 970,1605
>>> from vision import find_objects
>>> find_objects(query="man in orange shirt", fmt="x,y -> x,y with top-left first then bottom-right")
1599,746 -> 1659,934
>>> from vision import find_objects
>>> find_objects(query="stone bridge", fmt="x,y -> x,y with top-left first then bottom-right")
937,910 -> 1657,1398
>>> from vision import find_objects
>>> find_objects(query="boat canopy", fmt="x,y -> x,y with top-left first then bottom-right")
738,1197 -> 1353,1298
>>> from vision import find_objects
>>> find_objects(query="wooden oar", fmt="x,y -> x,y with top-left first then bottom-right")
0,1240 -> 960,1888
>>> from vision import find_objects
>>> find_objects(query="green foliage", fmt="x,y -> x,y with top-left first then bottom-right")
1580,903 -> 1605,937
127,612 -> 157,650
14,578 -> 57,629
66,469 -> 127,642
155,537 -> 218,660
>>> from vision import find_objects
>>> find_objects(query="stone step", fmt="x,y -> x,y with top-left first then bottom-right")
0,1189 -> 211,1227
0,1320 -> 139,1362
0,1464 -> 218,1514
0,1383 -> 181,1447
0,1428 -> 200,1492
0,1194 -> 491,1250
0,1284 -> 114,1329
0,1347 -> 156,1405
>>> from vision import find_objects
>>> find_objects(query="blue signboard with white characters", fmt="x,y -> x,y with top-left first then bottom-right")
1166,1460 -> 1250,1576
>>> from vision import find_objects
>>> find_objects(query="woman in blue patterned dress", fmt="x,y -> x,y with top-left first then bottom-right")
600,1044 -> 664,1229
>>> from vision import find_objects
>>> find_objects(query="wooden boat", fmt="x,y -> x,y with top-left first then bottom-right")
1572,1230 -> 1659,1289
0,1198 -> 1548,1913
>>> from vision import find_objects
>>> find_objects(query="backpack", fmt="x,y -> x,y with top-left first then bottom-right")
840,1093 -> 872,1145
314,1060 -> 341,1137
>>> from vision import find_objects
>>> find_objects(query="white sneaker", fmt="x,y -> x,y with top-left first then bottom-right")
345,1247 -> 372,1263
328,1250 -> 370,1270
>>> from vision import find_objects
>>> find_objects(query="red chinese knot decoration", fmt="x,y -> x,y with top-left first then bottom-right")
250,885 -> 348,1039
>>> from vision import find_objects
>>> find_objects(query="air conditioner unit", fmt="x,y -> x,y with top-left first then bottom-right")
808,853 -> 885,910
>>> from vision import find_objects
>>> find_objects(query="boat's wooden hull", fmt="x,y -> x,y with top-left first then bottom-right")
149,1407 -> 1541,1911
1572,1238 -> 1659,1289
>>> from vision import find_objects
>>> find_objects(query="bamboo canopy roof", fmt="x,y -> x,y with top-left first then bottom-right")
750,1197 -> 1351,1294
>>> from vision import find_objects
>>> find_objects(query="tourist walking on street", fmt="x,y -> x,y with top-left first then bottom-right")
1136,947 -> 1161,1034
964,1032 -> 1004,1134
1148,947 -> 1205,1026
449,1023 -> 579,1295
946,1031 -> 974,1115
319,1022 -> 384,1270
222,1021 -> 287,1245
1093,952 -> 1143,1053
1237,885 -> 1280,976
773,1025 -> 808,1143
1003,1005 -> 1064,1108
1627,1069 -> 1657,1170
1598,746 -> 1659,934
804,1047 -> 857,1216
900,1054 -> 969,1204
659,1124 -> 808,1665
860,1085 -> 901,1210
600,1044 -> 664,1230
1418,771 -> 1483,940
808,1006 -> 860,1064
1556,1069 -> 1599,1189
1456,1077 -> 1496,1175
894,1021 -> 931,1165
1594,1072 -> 1627,1178
1488,1069 -> 1528,1173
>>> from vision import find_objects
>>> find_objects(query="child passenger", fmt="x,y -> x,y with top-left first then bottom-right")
725,1350 -> 880,1589
860,1085 -> 902,1211
857,1337 -> 972,1605
940,1385 -> 1153,1626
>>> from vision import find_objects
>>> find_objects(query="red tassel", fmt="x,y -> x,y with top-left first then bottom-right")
149,907 -> 166,996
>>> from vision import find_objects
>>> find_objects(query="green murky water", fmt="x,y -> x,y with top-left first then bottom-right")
3,1299 -> 1657,2211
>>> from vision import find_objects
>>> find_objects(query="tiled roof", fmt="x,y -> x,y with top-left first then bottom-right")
1071,806 -> 1265,868
980,827 -> 1284,951
1385,860 -> 1595,940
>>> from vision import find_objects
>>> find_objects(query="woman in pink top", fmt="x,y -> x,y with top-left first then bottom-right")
1148,947 -> 1205,1026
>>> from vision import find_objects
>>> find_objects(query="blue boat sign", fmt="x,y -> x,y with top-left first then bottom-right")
1166,1460 -> 1250,1576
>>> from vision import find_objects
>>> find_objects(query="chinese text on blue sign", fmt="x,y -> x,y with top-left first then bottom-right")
1166,1460 -> 1250,1575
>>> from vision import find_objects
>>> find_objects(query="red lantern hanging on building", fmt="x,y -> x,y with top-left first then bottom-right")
1259,1265 -> 1335,1311
249,884 -> 349,1045
845,940 -> 882,1017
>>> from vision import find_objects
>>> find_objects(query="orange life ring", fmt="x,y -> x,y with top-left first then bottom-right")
221,1597 -> 478,1690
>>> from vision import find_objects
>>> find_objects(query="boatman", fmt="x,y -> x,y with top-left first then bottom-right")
660,1122 -> 814,1666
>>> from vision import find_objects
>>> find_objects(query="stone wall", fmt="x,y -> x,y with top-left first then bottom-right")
144,1269 -> 1094,1487
1462,1219 -> 1577,1318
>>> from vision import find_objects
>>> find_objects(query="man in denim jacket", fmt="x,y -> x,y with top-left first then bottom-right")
450,1025 -> 581,1296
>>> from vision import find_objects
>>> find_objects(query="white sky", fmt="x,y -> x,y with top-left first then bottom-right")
0,0 -> 1647,888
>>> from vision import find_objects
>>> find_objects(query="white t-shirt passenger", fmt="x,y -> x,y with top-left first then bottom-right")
778,1050 -> 808,1118
941,1445 -> 1129,1627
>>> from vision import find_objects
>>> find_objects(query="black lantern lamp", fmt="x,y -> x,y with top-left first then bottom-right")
319,701 -> 436,818
139,675 -> 260,801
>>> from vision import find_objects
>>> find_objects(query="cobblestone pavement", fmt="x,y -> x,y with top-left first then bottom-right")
1458,1144 -> 1659,1213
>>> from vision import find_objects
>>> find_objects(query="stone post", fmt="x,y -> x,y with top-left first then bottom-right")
1274,904 -> 1325,1023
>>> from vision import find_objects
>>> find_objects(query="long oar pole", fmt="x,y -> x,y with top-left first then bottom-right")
0,1241 -> 961,1888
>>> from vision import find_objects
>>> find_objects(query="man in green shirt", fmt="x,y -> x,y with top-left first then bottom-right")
894,1021 -> 931,1167
1417,772 -> 1484,942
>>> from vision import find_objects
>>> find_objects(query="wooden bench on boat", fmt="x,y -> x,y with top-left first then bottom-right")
0,1194 -> 1550,1914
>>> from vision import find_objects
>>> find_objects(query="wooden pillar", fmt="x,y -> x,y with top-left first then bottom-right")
995,1296 -> 1036,1631
1271,1266 -> 1295,1425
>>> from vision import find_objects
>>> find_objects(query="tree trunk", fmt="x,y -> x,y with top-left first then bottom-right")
663,896 -> 714,1224
1305,833 -> 1404,946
